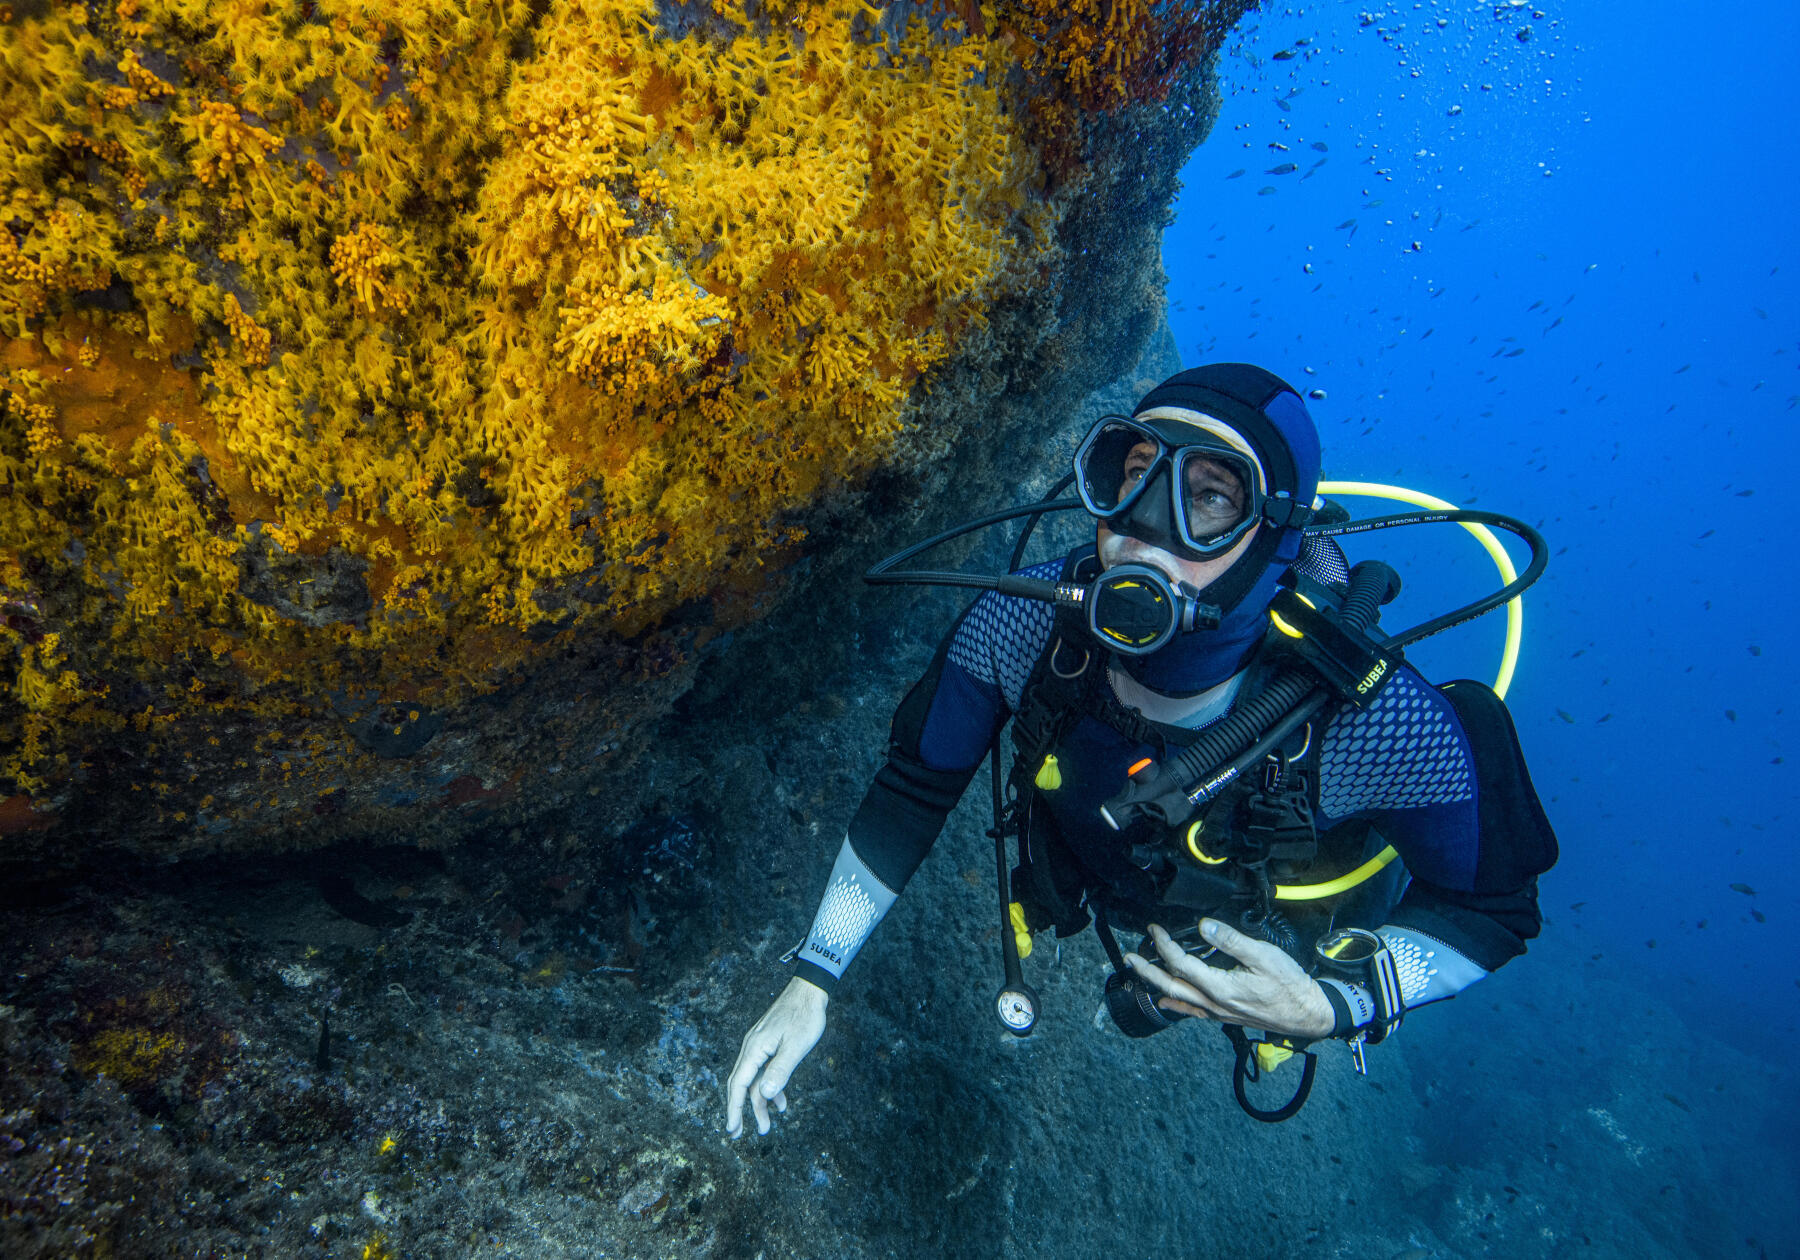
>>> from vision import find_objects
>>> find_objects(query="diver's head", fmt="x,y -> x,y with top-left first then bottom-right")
1073,363 -> 1322,692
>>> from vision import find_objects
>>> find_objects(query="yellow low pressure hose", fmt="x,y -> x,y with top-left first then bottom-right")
1316,480 -> 1525,700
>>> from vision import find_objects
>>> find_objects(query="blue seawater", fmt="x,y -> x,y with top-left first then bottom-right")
1161,0 -> 1798,1250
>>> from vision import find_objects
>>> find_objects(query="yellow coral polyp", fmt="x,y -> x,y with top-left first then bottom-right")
330,222 -> 412,316
185,100 -> 283,189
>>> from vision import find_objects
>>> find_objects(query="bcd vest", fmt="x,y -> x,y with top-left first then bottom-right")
1002,545 -> 1407,957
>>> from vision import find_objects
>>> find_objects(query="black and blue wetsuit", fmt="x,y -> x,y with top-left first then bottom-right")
794,540 -> 1554,1037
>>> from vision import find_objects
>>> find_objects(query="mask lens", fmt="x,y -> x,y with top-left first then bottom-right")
1174,447 -> 1253,550
1076,420 -> 1162,515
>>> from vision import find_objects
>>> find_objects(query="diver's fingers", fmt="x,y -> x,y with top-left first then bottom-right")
1124,951 -> 1212,1008
1148,924 -> 1207,975
1196,918 -> 1284,973
757,1037 -> 808,1102
773,1089 -> 788,1114
724,1035 -> 775,1138
1156,996 -> 1220,1021
750,1077 -> 773,1135
1146,925 -> 1247,992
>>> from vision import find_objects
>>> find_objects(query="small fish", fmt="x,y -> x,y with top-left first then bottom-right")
1725,710 -> 1737,722
1308,388 -> 1326,400
1751,909 -> 1767,923
1697,919 -> 1706,929
1273,47 -> 1296,60
1674,363 -> 1691,374
1569,901 -> 1585,911
1663,1093 -> 1690,1113
1731,882 -> 1755,895
1504,347 -> 1525,357
1311,141 -> 1329,152
1275,96 -> 1292,112
1258,186 -> 1277,196
1556,709 -> 1576,724
1267,162 -> 1298,175
1336,218 -> 1357,229
1596,713 -> 1612,723
1735,488 -> 1754,497
1226,168 -> 1246,179
1528,300 -> 1544,311
1749,645 -> 1762,656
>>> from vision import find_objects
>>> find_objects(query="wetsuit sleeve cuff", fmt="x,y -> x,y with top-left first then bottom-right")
793,957 -> 838,996
1317,979 -> 1374,1037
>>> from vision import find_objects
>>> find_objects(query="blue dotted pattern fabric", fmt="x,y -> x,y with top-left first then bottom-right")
945,558 -> 1063,711
1319,670 -> 1474,816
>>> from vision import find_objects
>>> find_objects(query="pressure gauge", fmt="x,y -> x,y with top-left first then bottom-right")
995,983 -> 1039,1036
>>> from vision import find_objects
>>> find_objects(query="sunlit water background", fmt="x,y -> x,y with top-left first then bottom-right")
1162,0 -> 1800,1058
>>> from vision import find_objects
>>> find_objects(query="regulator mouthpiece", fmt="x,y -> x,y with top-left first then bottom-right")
1086,564 -> 1221,656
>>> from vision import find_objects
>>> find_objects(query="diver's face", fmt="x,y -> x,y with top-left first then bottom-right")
1096,441 -> 1260,588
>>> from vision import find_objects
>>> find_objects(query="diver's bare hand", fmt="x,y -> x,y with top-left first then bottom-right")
724,976 -> 828,1139
1124,920 -> 1334,1042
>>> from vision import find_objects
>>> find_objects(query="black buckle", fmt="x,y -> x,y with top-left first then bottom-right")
1261,496 -> 1315,530
1267,575 -> 1401,708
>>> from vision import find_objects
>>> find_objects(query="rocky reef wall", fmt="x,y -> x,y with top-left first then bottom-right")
1,0 -> 1250,862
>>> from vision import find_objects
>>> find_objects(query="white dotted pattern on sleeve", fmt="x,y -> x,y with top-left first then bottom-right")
801,839 -> 899,979
1378,925 -> 1489,1007
1318,669 -> 1474,817
814,874 -> 878,954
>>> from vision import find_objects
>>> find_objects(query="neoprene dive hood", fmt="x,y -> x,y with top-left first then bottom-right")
1099,364 -> 1324,695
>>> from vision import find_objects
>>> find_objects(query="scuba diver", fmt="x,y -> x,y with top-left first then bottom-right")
724,362 -> 1559,1133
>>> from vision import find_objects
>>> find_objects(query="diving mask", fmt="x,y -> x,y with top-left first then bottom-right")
1075,414 -> 1310,561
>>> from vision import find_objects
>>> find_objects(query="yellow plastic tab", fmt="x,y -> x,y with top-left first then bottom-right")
1008,901 -> 1033,959
1034,754 -> 1062,791
1255,1042 -> 1295,1073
